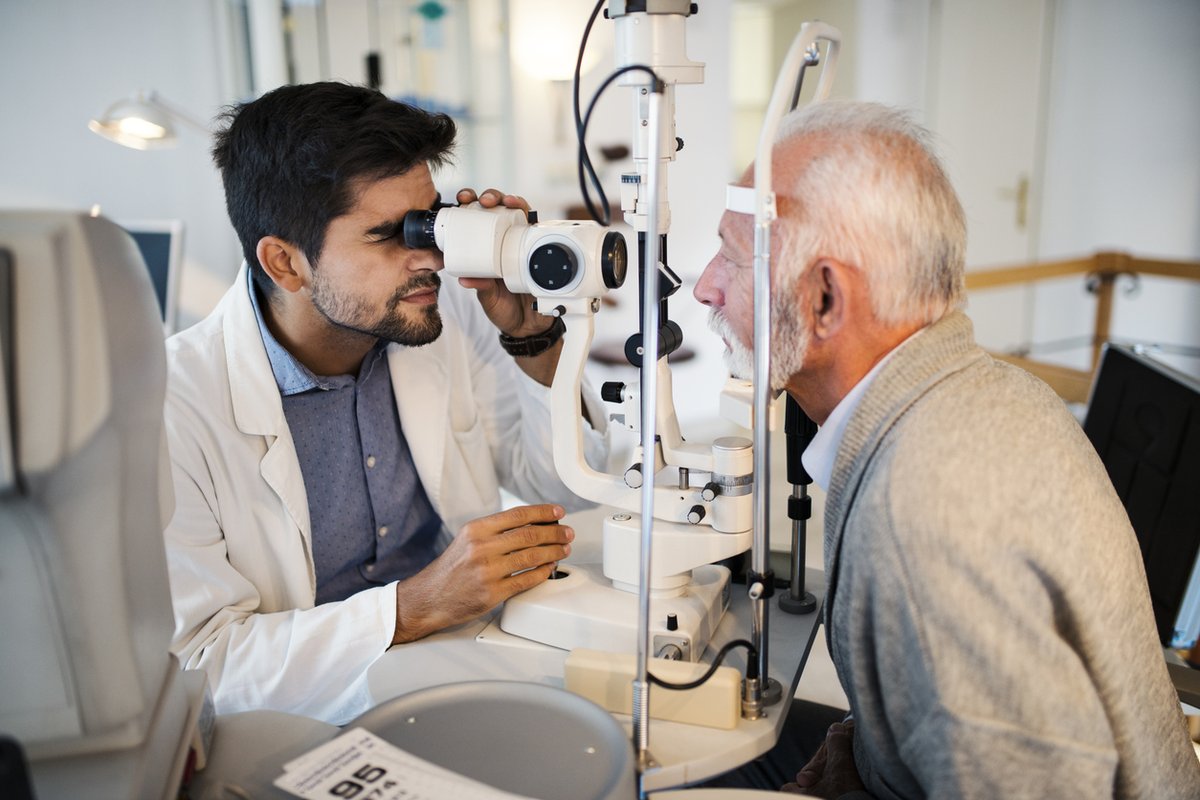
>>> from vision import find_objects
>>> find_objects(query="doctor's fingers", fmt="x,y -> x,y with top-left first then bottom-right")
495,522 -> 575,555
456,187 -> 531,214
455,551 -> 563,610
442,529 -> 569,584
458,504 -> 565,540
501,562 -> 560,597
455,536 -> 570,589
499,540 -> 571,576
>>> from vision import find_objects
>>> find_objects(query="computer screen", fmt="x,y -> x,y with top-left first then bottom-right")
118,219 -> 183,334
1083,344 -> 1200,648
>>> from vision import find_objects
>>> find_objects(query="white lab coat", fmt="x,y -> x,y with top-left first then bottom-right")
163,265 -> 606,723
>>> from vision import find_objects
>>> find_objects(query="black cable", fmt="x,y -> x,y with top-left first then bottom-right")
573,0 -> 607,136
572,0 -> 663,226
573,0 -> 609,224
577,65 -> 663,225
648,639 -> 757,691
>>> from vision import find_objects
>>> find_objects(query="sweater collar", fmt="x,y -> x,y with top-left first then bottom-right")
820,312 -> 984,631
825,312 -> 982,541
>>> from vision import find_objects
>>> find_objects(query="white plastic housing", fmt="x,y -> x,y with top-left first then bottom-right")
499,562 -> 731,662
434,204 -> 632,301
434,203 -> 524,279
603,513 -> 751,592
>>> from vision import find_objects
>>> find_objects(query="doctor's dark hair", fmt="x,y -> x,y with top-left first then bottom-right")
212,81 -> 456,297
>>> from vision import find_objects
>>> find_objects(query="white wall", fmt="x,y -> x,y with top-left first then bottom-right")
0,0 -> 243,328
854,0 -> 930,113
1033,0 -> 1200,375
4,0 -> 1192,373
1040,0 -> 1200,259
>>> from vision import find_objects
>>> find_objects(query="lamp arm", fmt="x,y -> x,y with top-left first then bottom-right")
144,91 -> 210,133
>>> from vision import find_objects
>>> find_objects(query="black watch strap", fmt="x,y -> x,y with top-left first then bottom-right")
498,315 -> 567,358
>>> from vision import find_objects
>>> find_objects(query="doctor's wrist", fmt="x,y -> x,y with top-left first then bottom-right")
392,580 -> 441,645
498,316 -> 566,358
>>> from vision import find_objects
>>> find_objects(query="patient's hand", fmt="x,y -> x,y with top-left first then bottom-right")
390,504 -> 573,644
783,720 -> 865,798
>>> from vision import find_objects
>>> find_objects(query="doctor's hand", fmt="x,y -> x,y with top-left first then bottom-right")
782,721 -> 865,798
390,504 -> 573,645
454,188 -> 554,339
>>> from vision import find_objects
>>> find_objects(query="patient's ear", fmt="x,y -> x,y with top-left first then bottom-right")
256,236 -> 308,293
810,258 -> 849,340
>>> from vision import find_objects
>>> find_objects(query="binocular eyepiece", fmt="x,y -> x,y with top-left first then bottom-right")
402,208 -> 441,251
400,202 -> 629,299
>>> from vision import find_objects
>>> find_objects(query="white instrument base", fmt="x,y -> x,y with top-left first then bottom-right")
499,562 -> 731,661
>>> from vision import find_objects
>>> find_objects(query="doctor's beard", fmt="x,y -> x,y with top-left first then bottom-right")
312,271 -> 444,347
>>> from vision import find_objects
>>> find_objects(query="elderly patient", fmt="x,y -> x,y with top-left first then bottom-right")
695,101 -> 1200,799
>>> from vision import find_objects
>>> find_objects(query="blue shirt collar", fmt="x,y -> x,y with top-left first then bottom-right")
248,269 -> 388,395
246,268 -> 324,395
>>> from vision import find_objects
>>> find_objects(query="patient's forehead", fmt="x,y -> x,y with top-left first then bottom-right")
717,208 -> 753,252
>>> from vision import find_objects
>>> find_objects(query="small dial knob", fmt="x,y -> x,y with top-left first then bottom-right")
624,463 -> 643,489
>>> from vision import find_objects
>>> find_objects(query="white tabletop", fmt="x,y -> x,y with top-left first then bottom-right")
367,514 -> 825,792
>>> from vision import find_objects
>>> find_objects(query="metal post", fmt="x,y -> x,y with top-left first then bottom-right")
633,83 -> 666,788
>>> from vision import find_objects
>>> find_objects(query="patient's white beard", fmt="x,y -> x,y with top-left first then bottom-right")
707,297 -> 810,392
707,308 -> 754,382
771,289 -> 811,390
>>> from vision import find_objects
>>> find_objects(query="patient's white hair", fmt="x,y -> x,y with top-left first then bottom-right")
772,101 -> 967,327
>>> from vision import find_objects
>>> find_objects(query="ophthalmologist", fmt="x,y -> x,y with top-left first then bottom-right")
162,82 -> 607,725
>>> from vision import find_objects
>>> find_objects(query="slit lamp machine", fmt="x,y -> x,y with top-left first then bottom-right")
403,0 -> 842,781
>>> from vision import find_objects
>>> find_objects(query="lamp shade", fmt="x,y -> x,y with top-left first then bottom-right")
88,91 -> 205,150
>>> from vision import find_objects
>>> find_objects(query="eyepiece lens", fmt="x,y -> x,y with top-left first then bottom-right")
402,209 -> 440,249
602,231 -> 628,289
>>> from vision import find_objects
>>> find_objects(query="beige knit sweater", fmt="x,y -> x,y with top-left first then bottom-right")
822,312 -> 1200,799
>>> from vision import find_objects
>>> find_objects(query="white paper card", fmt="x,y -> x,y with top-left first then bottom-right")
274,728 -> 532,800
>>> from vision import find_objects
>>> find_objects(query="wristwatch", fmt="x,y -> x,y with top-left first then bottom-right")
498,316 -> 567,358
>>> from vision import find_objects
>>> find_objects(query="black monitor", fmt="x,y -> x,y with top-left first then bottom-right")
118,219 -> 183,334
1082,344 -> 1200,648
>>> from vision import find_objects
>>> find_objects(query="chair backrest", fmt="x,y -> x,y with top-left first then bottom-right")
0,211 -> 176,755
